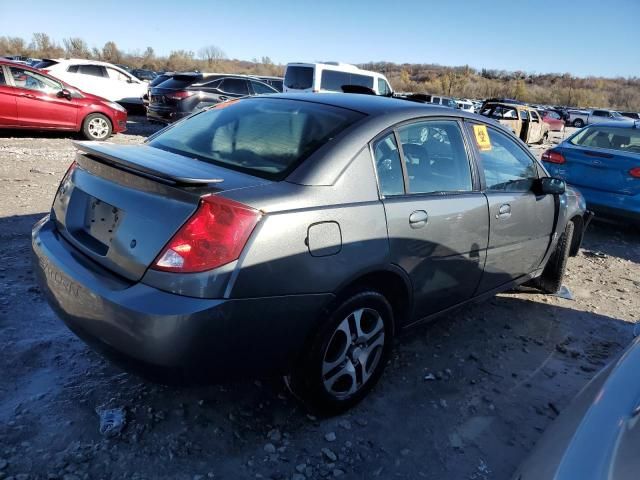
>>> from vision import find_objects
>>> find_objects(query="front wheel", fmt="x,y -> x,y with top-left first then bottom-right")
285,291 -> 394,414
534,221 -> 575,294
82,113 -> 112,140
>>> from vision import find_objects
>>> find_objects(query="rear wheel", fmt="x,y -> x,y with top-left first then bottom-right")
573,118 -> 584,128
82,113 -> 112,140
285,291 -> 394,414
534,221 -> 574,294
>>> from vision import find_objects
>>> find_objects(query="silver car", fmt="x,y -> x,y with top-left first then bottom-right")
32,94 -> 590,413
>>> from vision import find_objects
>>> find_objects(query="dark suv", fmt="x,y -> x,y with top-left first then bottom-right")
146,74 -> 278,123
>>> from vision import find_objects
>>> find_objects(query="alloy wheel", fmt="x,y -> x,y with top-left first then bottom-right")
321,307 -> 385,399
88,117 -> 110,139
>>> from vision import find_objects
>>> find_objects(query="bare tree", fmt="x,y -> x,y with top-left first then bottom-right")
63,37 -> 90,58
102,41 -> 122,64
198,45 -> 226,69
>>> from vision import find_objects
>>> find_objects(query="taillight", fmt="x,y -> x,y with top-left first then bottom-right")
541,149 -> 566,164
152,195 -> 261,273
630,167 -> 640,178
166,90 -> 195,100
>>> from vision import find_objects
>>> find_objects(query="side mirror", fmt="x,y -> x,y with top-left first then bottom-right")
538,177 -> 566,195
57,89 -> 72,100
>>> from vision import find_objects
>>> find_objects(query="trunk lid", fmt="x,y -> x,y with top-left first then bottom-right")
52,142 -> 270,281
560,144 -> 640,196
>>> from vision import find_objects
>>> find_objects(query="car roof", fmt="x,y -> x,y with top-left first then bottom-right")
51,58 -> 124,68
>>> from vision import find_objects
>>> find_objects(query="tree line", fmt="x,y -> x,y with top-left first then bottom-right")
2,34 -> 639,110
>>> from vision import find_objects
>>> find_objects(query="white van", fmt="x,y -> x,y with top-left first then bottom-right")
283,62 -> 393,96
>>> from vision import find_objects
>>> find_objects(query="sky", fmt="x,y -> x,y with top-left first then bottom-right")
1,0 -> 639,77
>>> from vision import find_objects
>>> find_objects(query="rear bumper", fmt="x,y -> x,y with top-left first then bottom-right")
146,106 -> 190,124
577,186 -> 640,223
32,216 -> 333,377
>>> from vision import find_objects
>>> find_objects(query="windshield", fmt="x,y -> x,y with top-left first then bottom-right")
570,126 -> 640,153
284,66 -> 313,90
148,98 -> 365,180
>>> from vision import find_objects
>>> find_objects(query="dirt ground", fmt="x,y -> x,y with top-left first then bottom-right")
0,121 -> 638,480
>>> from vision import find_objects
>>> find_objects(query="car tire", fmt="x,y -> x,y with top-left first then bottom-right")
285,290 -> 394,415
534,221 -> 575,294
573,119 -> 584,128
82,113 -> 112,141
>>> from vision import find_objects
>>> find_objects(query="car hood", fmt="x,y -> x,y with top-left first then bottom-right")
513,334 -> 640,480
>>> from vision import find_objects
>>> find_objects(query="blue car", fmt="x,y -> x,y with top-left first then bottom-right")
542,121 -> 640,223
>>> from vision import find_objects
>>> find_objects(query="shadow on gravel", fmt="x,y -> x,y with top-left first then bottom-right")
121,115 -> 164,138
0,129 -> 78,140
582,219 -> 640,263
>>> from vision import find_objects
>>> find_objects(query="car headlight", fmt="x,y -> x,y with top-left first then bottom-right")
103,101 -> 127,113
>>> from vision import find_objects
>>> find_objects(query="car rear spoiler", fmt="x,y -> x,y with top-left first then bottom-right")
73,141 -> 224,186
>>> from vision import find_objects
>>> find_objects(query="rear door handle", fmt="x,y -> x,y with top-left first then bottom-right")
496,204 -> 511,219
409,210 -> 428,229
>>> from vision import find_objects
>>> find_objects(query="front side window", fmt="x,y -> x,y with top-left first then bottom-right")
476,126 -> 538,192
530,111 -> 540,122
372,133 -> 404,196
107,67 -> 131,82
284,66 -> 313,90
250,80 -> 276,95
9,67 -> 61,93
220,78 -> 249,95
570,126 -> 640,153
398,120 -> 472,194
520,110 -> 529,120
377,78 -> 390,96
148,98 -> 364,180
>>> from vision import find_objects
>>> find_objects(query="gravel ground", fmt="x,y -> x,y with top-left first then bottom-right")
0,121 -> 638,480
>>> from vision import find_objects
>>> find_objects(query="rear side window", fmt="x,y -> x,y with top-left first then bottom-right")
33,60 -> 58,69
320,70 -> 374,92
0,67 -> 5,85
148,98 -> 364,180
570,126 -> 640,153
398,120 -> 472,194
476,127 -> 538,192
77,65 -> 106,77
284,66 -> 313,90
156,75 -> 202,89
372,133 -> 405,196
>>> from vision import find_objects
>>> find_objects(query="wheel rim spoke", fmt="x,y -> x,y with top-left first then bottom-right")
323,358 -> 358,397
322,319 -> 352,375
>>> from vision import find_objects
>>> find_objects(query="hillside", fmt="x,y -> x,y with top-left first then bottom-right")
2,34 -> 639,110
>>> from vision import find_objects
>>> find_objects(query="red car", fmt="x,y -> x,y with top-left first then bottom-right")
540,110 -> 566,132
0,60 -> 127,140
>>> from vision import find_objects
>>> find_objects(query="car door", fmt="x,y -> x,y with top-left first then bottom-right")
8,66 -> 78,129
218,78 -> 250,100
372,119 -> 489,319
71,64 -> 112,99
467,122 -> 555,292
528,110 -> 543,143
106,66 -> 144,103
0,65 -> 19,126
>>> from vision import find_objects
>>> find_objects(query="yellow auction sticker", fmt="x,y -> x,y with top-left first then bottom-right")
473,125 -> 492,151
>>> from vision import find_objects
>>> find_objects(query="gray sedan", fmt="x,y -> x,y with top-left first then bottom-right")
32,93 -> 590,413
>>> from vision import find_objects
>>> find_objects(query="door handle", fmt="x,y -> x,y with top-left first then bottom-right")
219,95 -> 228,102
409,210 -> 428,229
20,93 -> 36,99
496,204 -> 511,219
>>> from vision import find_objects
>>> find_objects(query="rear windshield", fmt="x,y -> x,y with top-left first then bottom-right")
320,70 -> 374,92
150,74 -> 171,87
155,75 -> 202,89
570,126 -> 640,154
148,98 -> 365,180
284,66 -> 313,90
33,59 -> 58,69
